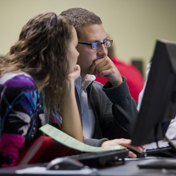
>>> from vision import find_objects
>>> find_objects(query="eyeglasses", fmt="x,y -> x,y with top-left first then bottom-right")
78,39 -> 113,50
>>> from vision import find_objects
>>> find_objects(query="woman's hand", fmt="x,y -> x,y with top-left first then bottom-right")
67,64 -> 81,82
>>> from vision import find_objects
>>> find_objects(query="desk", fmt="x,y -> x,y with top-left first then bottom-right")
1,158 -> 176,176
1,140 -> 176,176
99,158 -> 176,176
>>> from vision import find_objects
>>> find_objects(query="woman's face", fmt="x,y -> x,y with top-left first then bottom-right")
67,27 -> 79,73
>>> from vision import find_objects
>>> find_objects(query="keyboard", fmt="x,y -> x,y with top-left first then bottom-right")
67,149 -> 128,167
143,146 -> 176,158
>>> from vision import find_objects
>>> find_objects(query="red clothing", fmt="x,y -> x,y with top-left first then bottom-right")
95,57 -> 144,102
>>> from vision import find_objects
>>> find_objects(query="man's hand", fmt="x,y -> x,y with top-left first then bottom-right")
89,57 -> 123,87
101,138 -> 145,158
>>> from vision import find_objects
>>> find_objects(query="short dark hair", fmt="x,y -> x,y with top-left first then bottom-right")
60,8 -> 102,38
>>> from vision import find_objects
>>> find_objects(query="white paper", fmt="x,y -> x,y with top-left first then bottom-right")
39,124 -> 122,152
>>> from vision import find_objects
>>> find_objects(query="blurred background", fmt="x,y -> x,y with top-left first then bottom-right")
0,0 -> 176,79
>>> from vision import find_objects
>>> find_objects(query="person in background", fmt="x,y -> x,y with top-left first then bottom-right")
60,8 -> 145,158
0,12 -> 83,167
95,38 -> 144,102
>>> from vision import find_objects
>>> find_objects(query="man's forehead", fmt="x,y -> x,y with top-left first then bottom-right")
77,24 -> 107,41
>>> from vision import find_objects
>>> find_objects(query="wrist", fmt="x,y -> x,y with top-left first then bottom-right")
101,141 -> 106,147
66,79 -> 75,90
101,140 -> 109,147
111,78 -> 123,87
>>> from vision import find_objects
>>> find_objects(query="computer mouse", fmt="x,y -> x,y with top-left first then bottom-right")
129,148 -> 145,158
46,157 -> 85,170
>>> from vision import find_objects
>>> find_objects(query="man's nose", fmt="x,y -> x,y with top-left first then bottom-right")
97,44 -> 107,57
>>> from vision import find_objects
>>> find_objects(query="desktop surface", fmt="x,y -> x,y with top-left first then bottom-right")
1,158 -> 176,176
98,158 -> 176,176
1,140 -> 176,176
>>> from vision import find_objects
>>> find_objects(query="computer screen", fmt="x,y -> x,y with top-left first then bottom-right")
131,40 -> 176,146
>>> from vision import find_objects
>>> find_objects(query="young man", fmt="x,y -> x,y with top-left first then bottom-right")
60,8 -> 144,157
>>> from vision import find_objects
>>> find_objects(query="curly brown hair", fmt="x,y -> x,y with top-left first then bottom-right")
0,12 -> 73,114
60,8 -> 102,39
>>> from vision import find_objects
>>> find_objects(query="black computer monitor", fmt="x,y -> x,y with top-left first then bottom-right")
131,40 -> 176,146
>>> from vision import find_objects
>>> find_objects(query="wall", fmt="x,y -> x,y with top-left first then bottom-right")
0,0 -> 176,78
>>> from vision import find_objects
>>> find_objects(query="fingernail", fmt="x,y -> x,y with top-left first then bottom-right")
139,148 -> 143,153
132,154 -> 137,158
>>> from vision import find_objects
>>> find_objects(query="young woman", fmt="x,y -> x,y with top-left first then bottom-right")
0,12 -> 83,167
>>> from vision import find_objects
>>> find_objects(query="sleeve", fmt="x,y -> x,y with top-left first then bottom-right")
84,138 -> 108,147
101,77 -> 138,139
0,85 -> 38,167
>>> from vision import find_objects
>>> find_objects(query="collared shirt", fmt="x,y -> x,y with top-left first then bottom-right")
75,75 -> 96,139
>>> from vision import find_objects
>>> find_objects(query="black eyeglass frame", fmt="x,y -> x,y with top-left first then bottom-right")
78,39 -> 113,50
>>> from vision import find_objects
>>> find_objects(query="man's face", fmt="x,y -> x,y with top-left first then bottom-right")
76,24 -> 108,78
